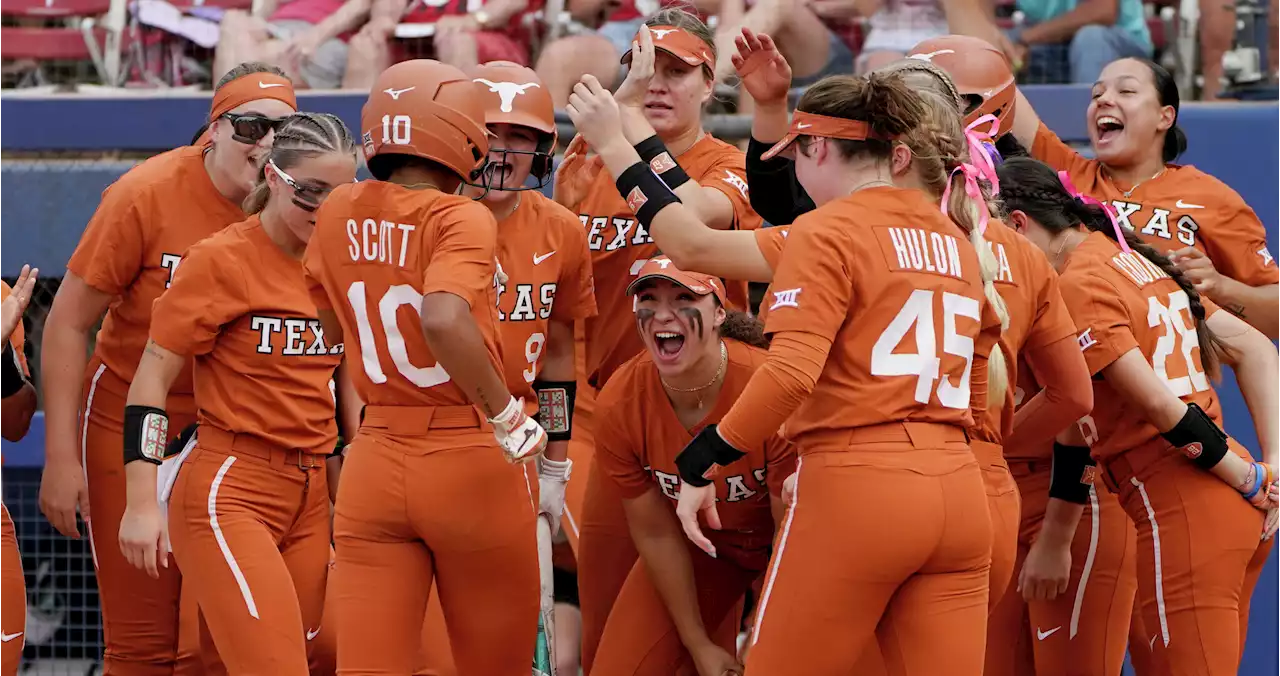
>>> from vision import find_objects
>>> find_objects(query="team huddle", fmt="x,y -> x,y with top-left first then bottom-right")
0,7 -> 1275,676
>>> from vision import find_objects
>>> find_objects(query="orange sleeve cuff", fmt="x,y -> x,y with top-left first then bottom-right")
718,331 -> 830,451
1007,333 -> 1095,451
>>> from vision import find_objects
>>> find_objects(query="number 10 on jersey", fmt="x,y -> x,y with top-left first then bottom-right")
870,288 -> 980,410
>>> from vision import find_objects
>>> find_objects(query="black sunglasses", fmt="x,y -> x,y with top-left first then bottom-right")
220,112 -> 287,144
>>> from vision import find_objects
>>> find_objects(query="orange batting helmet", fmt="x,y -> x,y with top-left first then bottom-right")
907,35 -> 1017,136
361,59 -> 490,182
468,61 -> 558,187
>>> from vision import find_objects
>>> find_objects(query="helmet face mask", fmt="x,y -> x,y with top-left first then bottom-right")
467,61 -> 558,193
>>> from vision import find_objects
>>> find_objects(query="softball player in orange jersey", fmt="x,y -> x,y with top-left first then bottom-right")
2,268 -> 39,676
117,113 -> 357,675
415,60 -> 598,676
1007,57 -> 1277,340
303,60 -> 548,676
1008,57 -> 1279,671
39,63 -> 297,676
553,13 -> 763,671
1000,156 -> 1278,676
569,70 -> 1005,674
591,259 -> 795,676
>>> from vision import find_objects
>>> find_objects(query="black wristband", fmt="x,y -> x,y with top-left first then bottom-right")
1048,442 -> 1096,504
616,161 -> 682,230
675,425 -> 747,487
1,343 -> 26,399
634,135 -> 692,190
534,379 -> 577,442
123,405 -> 169,466
1161,403 -> 1230,470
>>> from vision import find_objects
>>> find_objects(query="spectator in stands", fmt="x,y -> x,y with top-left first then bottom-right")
340,0 -> 538,88
212,0 -> 389,89
942,0 -> 1151,84
845,0 -> 950,73
539,0 -> 853,109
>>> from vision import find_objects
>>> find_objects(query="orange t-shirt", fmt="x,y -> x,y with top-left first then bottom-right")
66,146 -> 247,410
594,339 -> 795,571
1033,123 -> 1278,287
970,220 -> 1078,449
303,181 -> 504,411
150,217 -> 342,454
752,226 -> 790,324
569,135 -> 762,387
761,186 -> 1002,444
495,192 -> 597,403
1058,231 -> 1225,462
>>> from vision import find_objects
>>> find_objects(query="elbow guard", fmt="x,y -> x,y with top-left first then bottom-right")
615,162 -> 682,230
675,424 -> 746,487
534,379 -> 576,442
634,135 -> 691,190
123,405 -> 169,466
1161,403 -> 1230,470
1,343 -> 26,399
1049,442 -> 1096,504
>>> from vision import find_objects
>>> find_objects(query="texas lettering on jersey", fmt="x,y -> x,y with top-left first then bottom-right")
647,464 -> 769,503
1108,198 -> 1199,247
249,316 -> 344,356
497,282 -> 557,321
581,213 -> 653,252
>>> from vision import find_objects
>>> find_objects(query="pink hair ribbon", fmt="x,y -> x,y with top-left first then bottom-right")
1057,171 -> 1132,253
940,162 -> 989,235
963,114 -> 1001,196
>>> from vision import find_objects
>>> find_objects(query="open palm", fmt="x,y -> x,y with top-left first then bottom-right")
2,265 -> 37,343
731,28 -> 792,105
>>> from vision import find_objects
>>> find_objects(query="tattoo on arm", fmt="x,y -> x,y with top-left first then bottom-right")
1226,304 -> 1247,319
144,341 -> 167,359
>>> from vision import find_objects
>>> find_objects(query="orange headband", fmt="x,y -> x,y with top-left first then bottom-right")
622,25 -> 716,71
761,110 -> 892,160
209,72 -> 297,122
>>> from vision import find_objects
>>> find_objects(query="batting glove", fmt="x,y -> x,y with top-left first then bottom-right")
537,456 -> 572,536
489,396 -> 548,464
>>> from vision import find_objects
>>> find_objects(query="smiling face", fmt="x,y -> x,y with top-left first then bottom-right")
643,51 -> 713,137
1087,58 -> 1175,167
211,98 -> 297,196
266,150 -> 358,244
482,122 -> 539,195
633,278 -> 726,378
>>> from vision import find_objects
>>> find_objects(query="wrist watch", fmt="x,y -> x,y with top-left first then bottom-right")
474,9 -> 492,28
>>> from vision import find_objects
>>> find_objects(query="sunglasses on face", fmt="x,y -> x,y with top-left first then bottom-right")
221,113 -> 287,144
270,160 -> 335,212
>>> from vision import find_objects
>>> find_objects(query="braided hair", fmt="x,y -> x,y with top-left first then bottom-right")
888,77 -> 1011,404
243,112 -> 356,214
996,156 -> 1224,379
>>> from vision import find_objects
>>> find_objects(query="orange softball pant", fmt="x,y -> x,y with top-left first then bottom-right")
167,426 -> 331,676
332,405 -> 540,676
744,423 -> 992,676
591,541 -> 753,676
80,362 -> 203,676
1102,440 -> 1271,676
972,440 -> 1022,612
2,503 -> 24,676
986,460 -> 1138,676
577,461 -> 639,675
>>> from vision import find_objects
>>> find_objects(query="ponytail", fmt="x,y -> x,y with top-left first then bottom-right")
945,173 -> 1011,404
718,310 -> 770,349
1069,198 -> 1224,379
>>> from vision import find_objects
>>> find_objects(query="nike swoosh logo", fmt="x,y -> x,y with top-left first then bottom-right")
533,251 -> 556,265
306,627 -> 321,641
1,632 -> 22,642
258,82 -> 286,89
1175,199 -> 1204,209
796,123 -> 811,129
1036,627 -> 1060,641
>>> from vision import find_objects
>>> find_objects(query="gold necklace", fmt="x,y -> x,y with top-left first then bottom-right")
1106,167 -> 1165,198
661,341 -> 727,409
